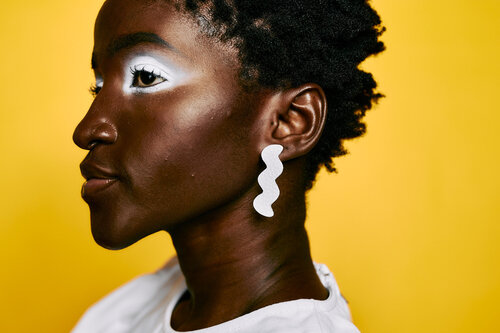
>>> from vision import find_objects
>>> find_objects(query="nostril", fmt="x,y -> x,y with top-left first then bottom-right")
73,120 -> 118,150
87,141 -> 98,150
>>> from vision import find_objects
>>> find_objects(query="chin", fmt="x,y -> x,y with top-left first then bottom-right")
89,211 -> 142,250
91,227 -> 137,250
93,234 -> 132,250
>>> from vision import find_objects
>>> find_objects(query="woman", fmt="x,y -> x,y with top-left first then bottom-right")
72,0 -> 384,332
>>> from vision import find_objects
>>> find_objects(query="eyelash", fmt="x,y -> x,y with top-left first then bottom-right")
89,85 -> 101,97
89,61 -> 171,97
129,66 -> 169,89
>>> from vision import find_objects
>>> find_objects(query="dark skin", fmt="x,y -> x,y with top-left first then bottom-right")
73,0 -> 329,330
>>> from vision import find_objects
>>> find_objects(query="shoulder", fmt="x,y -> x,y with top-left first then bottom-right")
251,263 -> 360,333
71,257 -> 184,333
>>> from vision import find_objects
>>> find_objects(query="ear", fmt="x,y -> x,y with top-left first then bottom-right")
261,84 -> 327,162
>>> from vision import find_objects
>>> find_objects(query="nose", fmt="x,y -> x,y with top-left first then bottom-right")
73,102 -> 118,150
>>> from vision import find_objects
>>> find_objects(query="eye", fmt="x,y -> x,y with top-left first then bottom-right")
130,65 -> 168,88
122,56 -> 177,94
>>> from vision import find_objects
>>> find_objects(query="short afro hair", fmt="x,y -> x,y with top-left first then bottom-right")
178,0 -> 385,190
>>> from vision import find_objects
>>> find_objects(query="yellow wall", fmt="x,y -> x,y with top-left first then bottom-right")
0,0 -> 498,332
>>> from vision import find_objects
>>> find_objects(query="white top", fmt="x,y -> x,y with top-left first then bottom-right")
72,258 -> 360,333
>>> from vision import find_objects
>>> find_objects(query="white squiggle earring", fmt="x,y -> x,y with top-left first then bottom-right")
253,144 -> 284,217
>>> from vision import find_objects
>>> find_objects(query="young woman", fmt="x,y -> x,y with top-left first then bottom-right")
72,0 -> 384,331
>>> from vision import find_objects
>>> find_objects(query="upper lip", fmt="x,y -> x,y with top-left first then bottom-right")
80,160 -> 119,181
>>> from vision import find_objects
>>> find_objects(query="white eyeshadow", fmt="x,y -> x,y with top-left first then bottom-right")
95,76 -> 103,88
122,55 -> 184,94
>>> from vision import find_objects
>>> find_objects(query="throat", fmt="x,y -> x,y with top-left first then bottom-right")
169,225 -> 327,331
167,174 -> 325,331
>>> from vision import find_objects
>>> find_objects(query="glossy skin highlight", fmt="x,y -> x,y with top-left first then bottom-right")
74,0 -> 330,330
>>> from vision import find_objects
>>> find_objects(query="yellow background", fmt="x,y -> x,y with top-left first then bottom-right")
0,0 -> 498,332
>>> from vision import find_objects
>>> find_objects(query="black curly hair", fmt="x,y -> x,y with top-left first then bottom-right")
176,0 -> 385,190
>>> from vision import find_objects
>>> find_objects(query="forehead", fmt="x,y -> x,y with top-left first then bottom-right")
95,0 -> 192,51
93,0 -> 239,68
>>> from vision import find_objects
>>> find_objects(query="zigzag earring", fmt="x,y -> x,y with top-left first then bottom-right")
253,144 -> 284,217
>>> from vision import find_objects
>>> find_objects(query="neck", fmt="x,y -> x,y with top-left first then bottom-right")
168,161 -> 328,331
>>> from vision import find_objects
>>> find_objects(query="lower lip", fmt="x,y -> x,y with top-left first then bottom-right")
82,178 -> 118,197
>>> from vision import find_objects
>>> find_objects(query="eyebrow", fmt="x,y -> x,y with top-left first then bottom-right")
91,32 -> 179,69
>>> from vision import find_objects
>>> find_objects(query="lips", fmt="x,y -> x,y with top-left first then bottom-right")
80,160 -> 119,197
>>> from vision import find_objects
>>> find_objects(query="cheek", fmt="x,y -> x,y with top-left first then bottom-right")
116,87 -> 260,224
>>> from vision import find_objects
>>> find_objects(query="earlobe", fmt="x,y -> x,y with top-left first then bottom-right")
272,84 -> 327,161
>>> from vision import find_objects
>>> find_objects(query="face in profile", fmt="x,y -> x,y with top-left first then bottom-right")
73,0 -> 266,249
